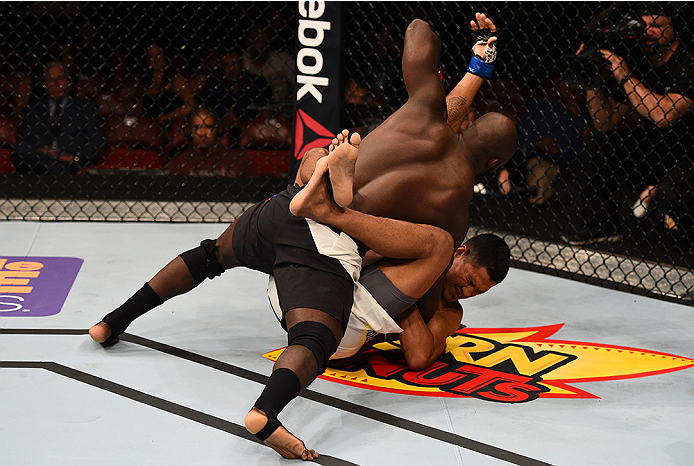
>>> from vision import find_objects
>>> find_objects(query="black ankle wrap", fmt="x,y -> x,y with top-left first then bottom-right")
253,367 -> 301,439
179,238 -> 225,285
100,283 -> 163,345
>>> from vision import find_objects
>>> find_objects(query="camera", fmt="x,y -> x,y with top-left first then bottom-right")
563,8 -> 644,91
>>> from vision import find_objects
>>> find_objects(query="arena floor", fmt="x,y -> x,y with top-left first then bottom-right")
2,221 -> 693,466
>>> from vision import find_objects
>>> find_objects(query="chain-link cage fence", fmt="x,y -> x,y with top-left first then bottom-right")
1,2 -> 693,304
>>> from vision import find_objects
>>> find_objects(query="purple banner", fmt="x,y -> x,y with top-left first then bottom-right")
0,257 -> 83,317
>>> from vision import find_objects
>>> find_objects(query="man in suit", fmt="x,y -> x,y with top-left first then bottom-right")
12,61 -> 104,174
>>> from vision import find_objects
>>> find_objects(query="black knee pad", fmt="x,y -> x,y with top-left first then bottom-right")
287,321 -> 338,374
179,239 -> 225,285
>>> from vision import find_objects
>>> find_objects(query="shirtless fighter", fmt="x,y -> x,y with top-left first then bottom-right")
291,133 -> 510,369
89,13 -> 517,460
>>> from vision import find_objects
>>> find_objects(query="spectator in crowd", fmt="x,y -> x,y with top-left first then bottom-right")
12,61 -> 104,174
201,51 -> 273,147
69,19 -> 122,101
14,33 -> 102,120
166,107 -> 248,177
141,44 -> 195,131
562,3 -> 694,246
237,25 -> 295,150
12,42 -> 64,124
514,69 -> 590,205
242,24 -> 295,103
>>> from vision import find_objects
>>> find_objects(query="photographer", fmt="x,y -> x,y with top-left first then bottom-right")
562,2 -> 694,252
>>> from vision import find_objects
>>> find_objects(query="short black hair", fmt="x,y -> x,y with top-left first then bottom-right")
636,2 -> 678,21
464,234 -> 510,284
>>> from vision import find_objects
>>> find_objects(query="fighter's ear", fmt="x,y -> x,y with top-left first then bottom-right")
456,244 -> 469,257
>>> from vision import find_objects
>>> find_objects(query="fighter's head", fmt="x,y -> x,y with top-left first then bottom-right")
442,233 -> 510,302
463,112 -> 518,176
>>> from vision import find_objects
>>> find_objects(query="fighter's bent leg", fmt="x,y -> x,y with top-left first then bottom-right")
244,308 -> 341,460
89,222 -> 241,345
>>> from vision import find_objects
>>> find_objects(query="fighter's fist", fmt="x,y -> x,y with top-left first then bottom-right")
470,12 -> 498,63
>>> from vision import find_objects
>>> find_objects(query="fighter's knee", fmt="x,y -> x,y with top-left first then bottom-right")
179,238 -> 226,285
287,321 -> 339,375
297,148 -> 328,185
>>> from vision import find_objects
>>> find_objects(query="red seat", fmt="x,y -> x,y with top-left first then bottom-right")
0,117 -> 17,173
244,149 -> 290,176
0,148 -> 14,173
86,115 -> 166,172
98,148 -> 168,170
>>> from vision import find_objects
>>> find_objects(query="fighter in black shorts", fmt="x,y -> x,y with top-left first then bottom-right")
232,183 -> 361,330
90,139 -> 453,460
89,13 -> 515,460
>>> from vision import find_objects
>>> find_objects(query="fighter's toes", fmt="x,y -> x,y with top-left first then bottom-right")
349,132 -> 361,147
302,448 -> 319,461
89,322 -> 111,343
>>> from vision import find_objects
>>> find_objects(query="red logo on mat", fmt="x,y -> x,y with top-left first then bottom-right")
263,324 -> 694,403
293,109 -> 335,160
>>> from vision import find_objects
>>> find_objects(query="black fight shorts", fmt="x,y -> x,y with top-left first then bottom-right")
232,184 -> 363,328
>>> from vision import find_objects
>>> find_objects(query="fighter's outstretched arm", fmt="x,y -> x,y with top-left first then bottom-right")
446,12 -> 498,131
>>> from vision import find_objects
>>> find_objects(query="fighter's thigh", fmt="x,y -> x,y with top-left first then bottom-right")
214,221 -> 241,269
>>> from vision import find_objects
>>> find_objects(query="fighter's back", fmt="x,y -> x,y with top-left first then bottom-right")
351,100 -> 474,244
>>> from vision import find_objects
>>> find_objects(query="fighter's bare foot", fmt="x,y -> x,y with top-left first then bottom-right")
89,322 -> 112,343
245,407 -> 318,460
327,130 -> 361,208
289,156 -> 341,222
